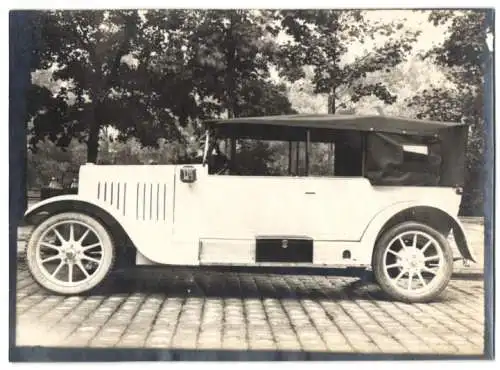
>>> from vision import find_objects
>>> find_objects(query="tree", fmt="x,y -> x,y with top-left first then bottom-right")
238,79 -> 296,117
407,10 -> 491,215
28,11 -> 139,162
276,10 -> 421,114
285,57 -> 451,116
350,57 -> 454,116
185,10 -> 280,118
27,10 -> 292,165
116,10 -> 222,146
28,10 -> 205,163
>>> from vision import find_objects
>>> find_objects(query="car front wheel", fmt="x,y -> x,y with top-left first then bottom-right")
372,221 -> 453,303
26,212 -> 115,295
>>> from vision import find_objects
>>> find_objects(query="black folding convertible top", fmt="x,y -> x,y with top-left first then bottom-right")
205,114 -> 468,187
205,113 -> 466,137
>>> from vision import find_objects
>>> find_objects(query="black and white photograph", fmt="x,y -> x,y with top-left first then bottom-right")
7,4 -> 495,362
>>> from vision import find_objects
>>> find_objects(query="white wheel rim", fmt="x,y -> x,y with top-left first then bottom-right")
35,221 -> 105,287
382,230 -> 445,295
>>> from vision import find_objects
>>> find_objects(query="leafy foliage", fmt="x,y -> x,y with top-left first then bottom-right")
276,10 -> 421,112
27,139 -> 86,188
407,10 -> 491,215
237,80 -> 296,117
185,10 -> 281,118
29,11 -> 151,162
28,10 -> 291,162
27,134 -> 202,188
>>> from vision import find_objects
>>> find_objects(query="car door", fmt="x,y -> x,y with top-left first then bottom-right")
193,174 -> 309,239
301,176 -> 375,241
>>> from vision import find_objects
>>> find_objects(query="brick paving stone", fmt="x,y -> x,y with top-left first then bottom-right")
14,261 -> 486,355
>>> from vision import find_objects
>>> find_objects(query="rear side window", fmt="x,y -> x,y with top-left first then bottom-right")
365,133 -> 441,186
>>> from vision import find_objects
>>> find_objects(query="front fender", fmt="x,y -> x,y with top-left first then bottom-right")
25,195 -> 111,222
361,201 -> 476,263
24,194 -> 83,220
24,194 -> 128,235
22,194 -> 173,266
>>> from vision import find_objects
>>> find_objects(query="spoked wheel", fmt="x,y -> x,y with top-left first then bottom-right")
372,221 -> 453,303
26,212 -> 115,295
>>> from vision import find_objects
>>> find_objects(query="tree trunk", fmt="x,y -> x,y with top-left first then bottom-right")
86,123 -> 100,163
327,89 -> 336,175
224,13 -> 238,166
225,27 -> 237,118
328,92 -> 336,114
86,101 -> 101,163
84,16 -> 135,164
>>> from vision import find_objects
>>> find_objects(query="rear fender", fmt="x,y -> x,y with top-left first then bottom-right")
362,202 -> 476,263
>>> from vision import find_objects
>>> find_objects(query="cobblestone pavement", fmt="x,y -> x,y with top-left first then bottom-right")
15,263 -> 485,355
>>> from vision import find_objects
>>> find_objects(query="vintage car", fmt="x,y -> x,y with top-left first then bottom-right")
23,114 -> 475,302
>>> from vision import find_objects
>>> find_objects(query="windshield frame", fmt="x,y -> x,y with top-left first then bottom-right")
202,129 -> 211,166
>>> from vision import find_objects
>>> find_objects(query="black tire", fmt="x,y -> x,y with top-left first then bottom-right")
372,221 -> 453,303
26,212 -> 116,295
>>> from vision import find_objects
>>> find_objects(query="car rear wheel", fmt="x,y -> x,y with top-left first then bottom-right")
26,212 -> 115,295
372,221 -> 453,303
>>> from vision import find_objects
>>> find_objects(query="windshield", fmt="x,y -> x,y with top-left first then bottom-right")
202,129 -> 210,165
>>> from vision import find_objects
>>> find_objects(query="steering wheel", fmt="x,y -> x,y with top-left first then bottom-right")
213,154 -> 231,175
216,162 -> 230,175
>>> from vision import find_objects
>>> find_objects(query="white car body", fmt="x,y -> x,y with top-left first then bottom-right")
25,162 -> 474,268
23,114 -> 477,301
